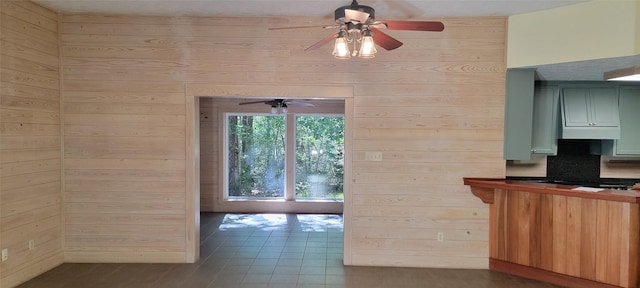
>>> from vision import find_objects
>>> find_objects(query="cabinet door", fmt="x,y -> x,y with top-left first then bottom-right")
531,85 -> 559,155
589,87 -> 619,127
562,88 -> 591,127
615,87 -> 640,155
503,69 -> 535,160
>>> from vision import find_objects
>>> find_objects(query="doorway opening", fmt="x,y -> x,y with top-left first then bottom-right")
185,83 -> 354,264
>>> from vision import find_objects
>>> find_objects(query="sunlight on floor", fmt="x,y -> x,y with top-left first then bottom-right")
219,213 -> 344,232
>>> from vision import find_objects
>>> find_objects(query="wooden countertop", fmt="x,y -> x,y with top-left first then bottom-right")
464,177 -> 640,204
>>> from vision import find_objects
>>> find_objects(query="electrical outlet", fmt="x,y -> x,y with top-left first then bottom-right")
2,248 -> 7,261
29,240 -> 35,250
437,232 -> 444,242
365,151 -> 382,161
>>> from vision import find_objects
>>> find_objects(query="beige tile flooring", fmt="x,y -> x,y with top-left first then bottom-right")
17,213 -> 561,288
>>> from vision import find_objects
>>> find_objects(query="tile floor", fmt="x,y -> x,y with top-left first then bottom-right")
17,213 -> 561,288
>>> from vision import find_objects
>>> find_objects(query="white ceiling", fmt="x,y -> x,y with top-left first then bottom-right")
34,0 -> 589,18
32,0 -> 638,81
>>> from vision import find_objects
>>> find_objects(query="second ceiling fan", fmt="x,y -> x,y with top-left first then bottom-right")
269,0 -> 445,58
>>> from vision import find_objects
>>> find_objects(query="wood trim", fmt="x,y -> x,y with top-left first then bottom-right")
470,187 -> 494,204
186,84 -> 354,99
464,178 -> 640,203
490,258 -> 620,288
342,97 -> 353,265
185,93 -> 200,263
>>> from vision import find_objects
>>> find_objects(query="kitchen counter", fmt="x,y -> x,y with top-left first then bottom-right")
464,177 -> 640,204
464,177 -> 640,288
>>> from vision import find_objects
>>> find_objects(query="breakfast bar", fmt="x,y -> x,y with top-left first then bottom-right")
464,178 -> 640,288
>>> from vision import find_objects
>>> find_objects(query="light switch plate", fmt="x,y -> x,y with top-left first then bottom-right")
2,248 -> 7,261
365,151 -> 382,161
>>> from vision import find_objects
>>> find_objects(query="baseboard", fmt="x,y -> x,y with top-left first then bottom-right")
64,251 -> 186,263
490,258 -> 620,288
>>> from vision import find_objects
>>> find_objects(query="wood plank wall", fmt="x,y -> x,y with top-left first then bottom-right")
0,0 -> 63,286
348,18 -> 506,268
59,13 -> 506,268
60,15 -> 188,263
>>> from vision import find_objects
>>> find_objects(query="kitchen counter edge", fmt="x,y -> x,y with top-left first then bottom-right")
463,177 -> 640,204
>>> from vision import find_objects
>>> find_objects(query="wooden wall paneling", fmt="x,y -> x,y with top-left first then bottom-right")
59,12 -> 506,269
619,203 -> 639,288
579,198 -> 597,281
506,189 -> 519,263
565,197 -> 582,277
595,199 -> 610,283
61,12 -> 189,263
488,190 -> 498,259
475,185 -> 640,287
605,201 -> 622,286
516,191 -> 530,265
538,193 -> 554,271
527,192 -> 541,268
494,189 -> 507,260
551,195 -> 567,274
1,0 -> 62,287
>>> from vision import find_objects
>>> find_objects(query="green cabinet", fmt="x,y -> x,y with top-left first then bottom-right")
503,69 -> 535,160
560,86 -> 620,139
531,85 -> 559,155
503,68 -> 559,160
602,86 -> 640,156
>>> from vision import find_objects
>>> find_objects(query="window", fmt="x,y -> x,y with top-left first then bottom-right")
295,116 -> 344,200
225,113 -> 344,201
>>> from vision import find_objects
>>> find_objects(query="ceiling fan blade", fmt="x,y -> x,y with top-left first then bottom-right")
239,100 -> 269,105
369,28 -> 403,50
304,32 -> 339,51
285,101 -> 315,107
375,20 -> 444,31
345,8 -> 370,23
268,25 -> 340,30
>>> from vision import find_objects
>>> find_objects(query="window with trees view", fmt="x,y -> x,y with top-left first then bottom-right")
226,114 -> 344,201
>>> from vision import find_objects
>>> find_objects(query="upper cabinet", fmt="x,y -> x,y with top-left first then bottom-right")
560,86 -> 620,139
503,69 -> 559,160
602,86 -> 640,156
503,69 -> 535,160
531,85 -> 559,155
502,75 -> 640,160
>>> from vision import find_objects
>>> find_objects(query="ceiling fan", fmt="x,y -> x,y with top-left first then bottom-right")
239,99 -> 315,114
268,0 -> 444,58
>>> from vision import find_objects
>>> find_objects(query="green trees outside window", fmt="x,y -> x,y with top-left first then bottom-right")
226,114 -> 344,200
295,116 -> 344,199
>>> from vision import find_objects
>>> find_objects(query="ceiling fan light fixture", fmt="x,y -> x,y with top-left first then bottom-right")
358,29 -> 377,58
604,66 -> 640,81
333,31 -> 351,59
271,105 -> 278,114
281,104 -> 288,114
